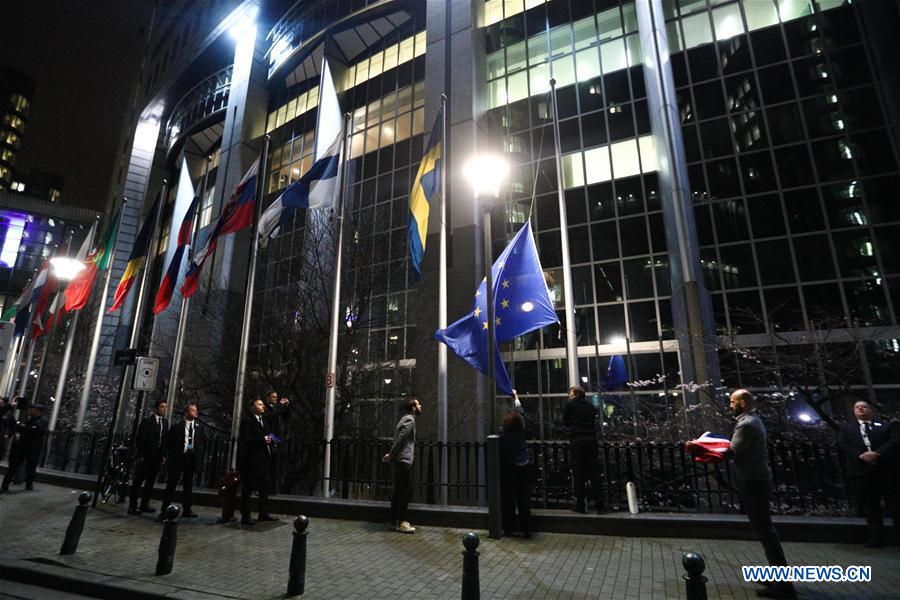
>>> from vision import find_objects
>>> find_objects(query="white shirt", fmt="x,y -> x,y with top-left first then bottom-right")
857,420 -> 873,451
184,419 -> 196,452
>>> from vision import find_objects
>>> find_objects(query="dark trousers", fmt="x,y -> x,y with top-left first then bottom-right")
240,467 -> 269,518
267,452 -> 281,494
501,464 -> 532,535
853,473 -> 900,542
390,461 -> 412,525
737,479 -> 788,567
128,456 -> 161,509
1,446 -> 38,488
161,454 -> 196,512
571,437 -> 602,509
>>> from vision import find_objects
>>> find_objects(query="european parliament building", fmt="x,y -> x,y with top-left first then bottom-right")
84,0 -> 899,442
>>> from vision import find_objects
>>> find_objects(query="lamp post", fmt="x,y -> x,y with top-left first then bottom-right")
463,154 -> 508,435
47,255 -> 87,432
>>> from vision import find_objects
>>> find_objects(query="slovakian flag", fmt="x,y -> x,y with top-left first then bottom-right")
65,211 -> 120,312
154,195 -> 198,314
109,196 -> 162,313
180,159 -> 259,298
686,432 -> 731,464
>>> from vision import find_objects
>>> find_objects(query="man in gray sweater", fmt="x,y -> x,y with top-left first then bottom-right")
726,389 -> 796,600
383,397 -> 421,533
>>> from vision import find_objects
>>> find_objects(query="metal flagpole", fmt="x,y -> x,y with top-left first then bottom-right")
16,336 -> 35,399
228,139 -> 271,470
322,113 -> 351,498
2,336 -> 24,399
548,78 -> 580,388
112,182 -> 166,433
29,327 -> 51,403
50,221 -> 99,432
437,94 -> 449,505
76,203 -> 124,431
167,156 -> 212,427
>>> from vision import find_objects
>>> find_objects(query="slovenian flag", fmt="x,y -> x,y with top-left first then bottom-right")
407,106 -> 442,281
258,61 -> 342,247
109,195 -> 161,313
686,432 -> 731,463
153,196 -> 198,314
180,159 -> 259,298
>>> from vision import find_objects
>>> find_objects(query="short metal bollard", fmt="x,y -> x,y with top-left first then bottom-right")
461,532 -> 480,600
155,504 -> 181,576
683,552 -> 708,600
59,492 -> 92,555
286,515 -> 309,597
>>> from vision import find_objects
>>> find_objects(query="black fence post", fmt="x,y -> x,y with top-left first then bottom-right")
486,435 -> 502,539
461,532 -> 480,600
286,515 -> 309,596
155,504 -> 181,576
59,492 -> 91,555
683,552 -> 708,600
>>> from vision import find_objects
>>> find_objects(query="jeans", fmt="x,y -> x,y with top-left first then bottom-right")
571,437 -> 602,509
390,462 -> 413,525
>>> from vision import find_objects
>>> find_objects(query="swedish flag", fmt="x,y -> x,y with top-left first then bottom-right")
407,107 -> 442,281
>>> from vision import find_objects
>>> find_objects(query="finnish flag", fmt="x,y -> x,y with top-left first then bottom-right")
259,60 -> 343,247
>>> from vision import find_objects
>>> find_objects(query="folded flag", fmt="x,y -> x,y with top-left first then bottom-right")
154,195 -> 198,314
686,432 -> 731,463
436,220 -> 558,394
181,160 -> 259,298
407,106 -> 442,281
109,195 -> 162,313
258,133 -> 341,246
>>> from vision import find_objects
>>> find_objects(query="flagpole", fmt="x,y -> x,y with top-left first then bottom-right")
29,327 -> 51,403
77,201 -> 125,432
112,182 -> 166,434
50,221 -> 99,432
228,139 -> 271,470
549,78 -> 580,388
322,113 -> 351,498
16,336 -> 35,399
167,156 -> 212,427
2,336 -> 24,398
437,93 -> 449,505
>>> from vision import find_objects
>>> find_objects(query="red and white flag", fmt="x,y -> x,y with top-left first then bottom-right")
686,432 -> 731,464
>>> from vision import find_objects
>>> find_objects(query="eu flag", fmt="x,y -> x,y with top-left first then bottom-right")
435,220 -> 558,394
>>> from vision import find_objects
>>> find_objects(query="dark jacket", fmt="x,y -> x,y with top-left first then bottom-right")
166,419 -> 204,465
500,404 -> 529,467
0,403 -> 15,438
727,411 -> 771,482
12,414 -> 48,454
388,414 -> 416,465
563,398 -> 597,439
135,414 -> 168,461
263,401 -> 290,441
837,419 -> 900,478
239,414 -> 271,473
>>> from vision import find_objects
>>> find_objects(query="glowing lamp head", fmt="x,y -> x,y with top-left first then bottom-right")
463,154 -> 509,198
50,256 -> 86,281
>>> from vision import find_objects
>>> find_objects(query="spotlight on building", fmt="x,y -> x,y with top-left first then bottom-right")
228,5 -> 259,41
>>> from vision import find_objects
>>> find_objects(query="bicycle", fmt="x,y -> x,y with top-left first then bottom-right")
99,445 -> 131,504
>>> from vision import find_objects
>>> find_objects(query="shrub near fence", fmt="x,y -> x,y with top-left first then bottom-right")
37,432 -> 854,516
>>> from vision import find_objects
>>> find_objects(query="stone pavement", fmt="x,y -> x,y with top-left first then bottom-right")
0,483 -> 897,599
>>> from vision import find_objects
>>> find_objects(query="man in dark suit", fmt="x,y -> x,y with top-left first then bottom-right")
264,390 -> 290,493
239,398 -> 278,525
563,386 -> 603,514
726,389 -> 795,600
128,400 -> 168,515
1,402 -> 48,493
837,399 -> 900,548
160,402 -> 203,519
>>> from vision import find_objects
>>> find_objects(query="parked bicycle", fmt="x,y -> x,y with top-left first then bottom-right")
99,445 -> 131,504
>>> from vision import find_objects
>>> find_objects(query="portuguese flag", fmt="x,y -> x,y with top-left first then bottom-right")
64,208 -> 121,312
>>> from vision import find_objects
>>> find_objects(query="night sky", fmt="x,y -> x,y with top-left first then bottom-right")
0,1 -> 155,211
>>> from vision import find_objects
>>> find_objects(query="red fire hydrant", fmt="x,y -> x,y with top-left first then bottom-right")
217,470 -> 240,523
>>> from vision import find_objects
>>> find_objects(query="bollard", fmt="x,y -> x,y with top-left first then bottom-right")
683,552 -> 708,600
461,532 -> 480,600
485,435 -> 503,539
59,492 -> 92,555
155,504 -> 181,576
286,515 -> 309,597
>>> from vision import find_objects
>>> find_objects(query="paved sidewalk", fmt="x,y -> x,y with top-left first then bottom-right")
0,484 -> 897,599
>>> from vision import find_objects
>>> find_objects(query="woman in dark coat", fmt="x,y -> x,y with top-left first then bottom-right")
500,390 -> 531,538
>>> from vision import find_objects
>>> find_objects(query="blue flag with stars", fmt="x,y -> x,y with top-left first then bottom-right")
435,220 -> 558,394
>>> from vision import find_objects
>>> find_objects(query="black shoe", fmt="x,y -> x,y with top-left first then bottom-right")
139,505 -> 157,514
571,505 -> 586,514
241,517 -> 254,525
522,532 -> 532,540
127,507 -> 141,515
257,513 -> 278,522
182,510 -> 198,518
756,584 -> 797,599
25,484 -> 34,491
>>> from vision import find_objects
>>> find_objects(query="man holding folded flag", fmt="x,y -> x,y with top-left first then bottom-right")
435,221 -> 557,393
109,197 -> 162,313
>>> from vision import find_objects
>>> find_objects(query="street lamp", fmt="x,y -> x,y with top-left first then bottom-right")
49,256 -> 86,281
463,153 -> 509,434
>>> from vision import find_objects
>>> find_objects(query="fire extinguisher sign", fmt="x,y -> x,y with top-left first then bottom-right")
325,372 -> 335,388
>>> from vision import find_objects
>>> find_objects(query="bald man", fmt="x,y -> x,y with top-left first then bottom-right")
726,389 -> 795,600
